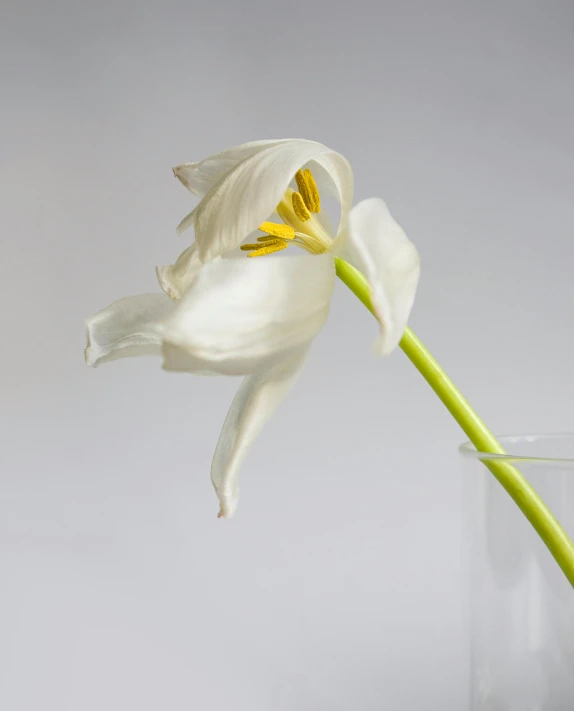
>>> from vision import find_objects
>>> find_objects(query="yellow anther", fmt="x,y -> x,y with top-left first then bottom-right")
291,191 -> 311,222
241,239 -> 284,251
258,221 -> 295,240
257,234 -> 282,242
295,169 -> 320,213
247,241 -> 289,258
241,243 -> 263,251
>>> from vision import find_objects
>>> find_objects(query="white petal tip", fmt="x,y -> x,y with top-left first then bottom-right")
176,208 -> 196,236
172,164 -> 193,190
372,327 -> 401,358
217,500 -> 237,519
84,349 -> 97,367
155,266 -> 180,301
84,325 -> 98,367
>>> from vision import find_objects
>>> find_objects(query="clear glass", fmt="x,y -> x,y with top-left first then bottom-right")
460,434 -> 574,710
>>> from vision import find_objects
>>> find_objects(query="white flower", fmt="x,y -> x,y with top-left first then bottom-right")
85,139 -> 420,518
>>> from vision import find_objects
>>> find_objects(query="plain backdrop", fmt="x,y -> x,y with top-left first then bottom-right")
2,1 -> 573,709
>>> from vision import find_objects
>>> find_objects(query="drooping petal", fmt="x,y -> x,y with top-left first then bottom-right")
85,294 -> 175,367
173,140 -> 289,197
339,198 -> 420,356
156,242 -> 203,300
211,347 -> 309,518
160,254 -> 335,375
185,139 -> 353,261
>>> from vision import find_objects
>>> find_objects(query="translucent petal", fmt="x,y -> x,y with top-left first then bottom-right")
173,140 -> 288,197
85,294 -> 174,366
340,198 -> 420,355
211,347 -> 309,518
160,254 -> 335,375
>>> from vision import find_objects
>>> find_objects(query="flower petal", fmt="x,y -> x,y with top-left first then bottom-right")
174,140 -> 292,237
156,242 -> 203,300
160,254 -> 335,375
340,198 -> 420,355
309,151 -> 354,233
176,208 -> 196,236
186,139 -> 353,261
173,140 -> 288,198
211,347 -> 309,518
85,294 -> 175,367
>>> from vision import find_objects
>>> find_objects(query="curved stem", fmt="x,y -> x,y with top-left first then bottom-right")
335,257 -> 574,588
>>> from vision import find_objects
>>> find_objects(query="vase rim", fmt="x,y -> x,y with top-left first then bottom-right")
459,432 -> 574,465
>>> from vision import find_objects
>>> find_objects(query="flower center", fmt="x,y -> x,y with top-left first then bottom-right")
240,169 -> 333,258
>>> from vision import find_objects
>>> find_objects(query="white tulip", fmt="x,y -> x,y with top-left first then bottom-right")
85,139 -> 420,518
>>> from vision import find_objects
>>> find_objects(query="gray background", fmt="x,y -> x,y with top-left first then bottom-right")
2,0 -> 573,708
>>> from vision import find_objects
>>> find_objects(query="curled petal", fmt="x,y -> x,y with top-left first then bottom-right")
173,140 -> 288,198
160,254 -> 335,375
187,139 -> 353,261
340,198 -> 420,355
309,151 -> 354,232
174,141 -> 289,236
156,242 -> 203,300
212,348 -> 309,518
85,294 -> 174,366
174,141 -> 291,237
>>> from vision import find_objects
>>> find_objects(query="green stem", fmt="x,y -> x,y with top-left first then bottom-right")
335,257 -> 574,588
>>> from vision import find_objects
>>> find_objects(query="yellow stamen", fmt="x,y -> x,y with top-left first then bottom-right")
258,221 -> 295,240
240,239 -> 283,251
257,234 -> 281,242
295,169 -> 320,213
291,191 -> 311,222
247,241 -> 289,258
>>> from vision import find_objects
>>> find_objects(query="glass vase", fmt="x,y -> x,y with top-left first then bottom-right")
461,434 -> 574,710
